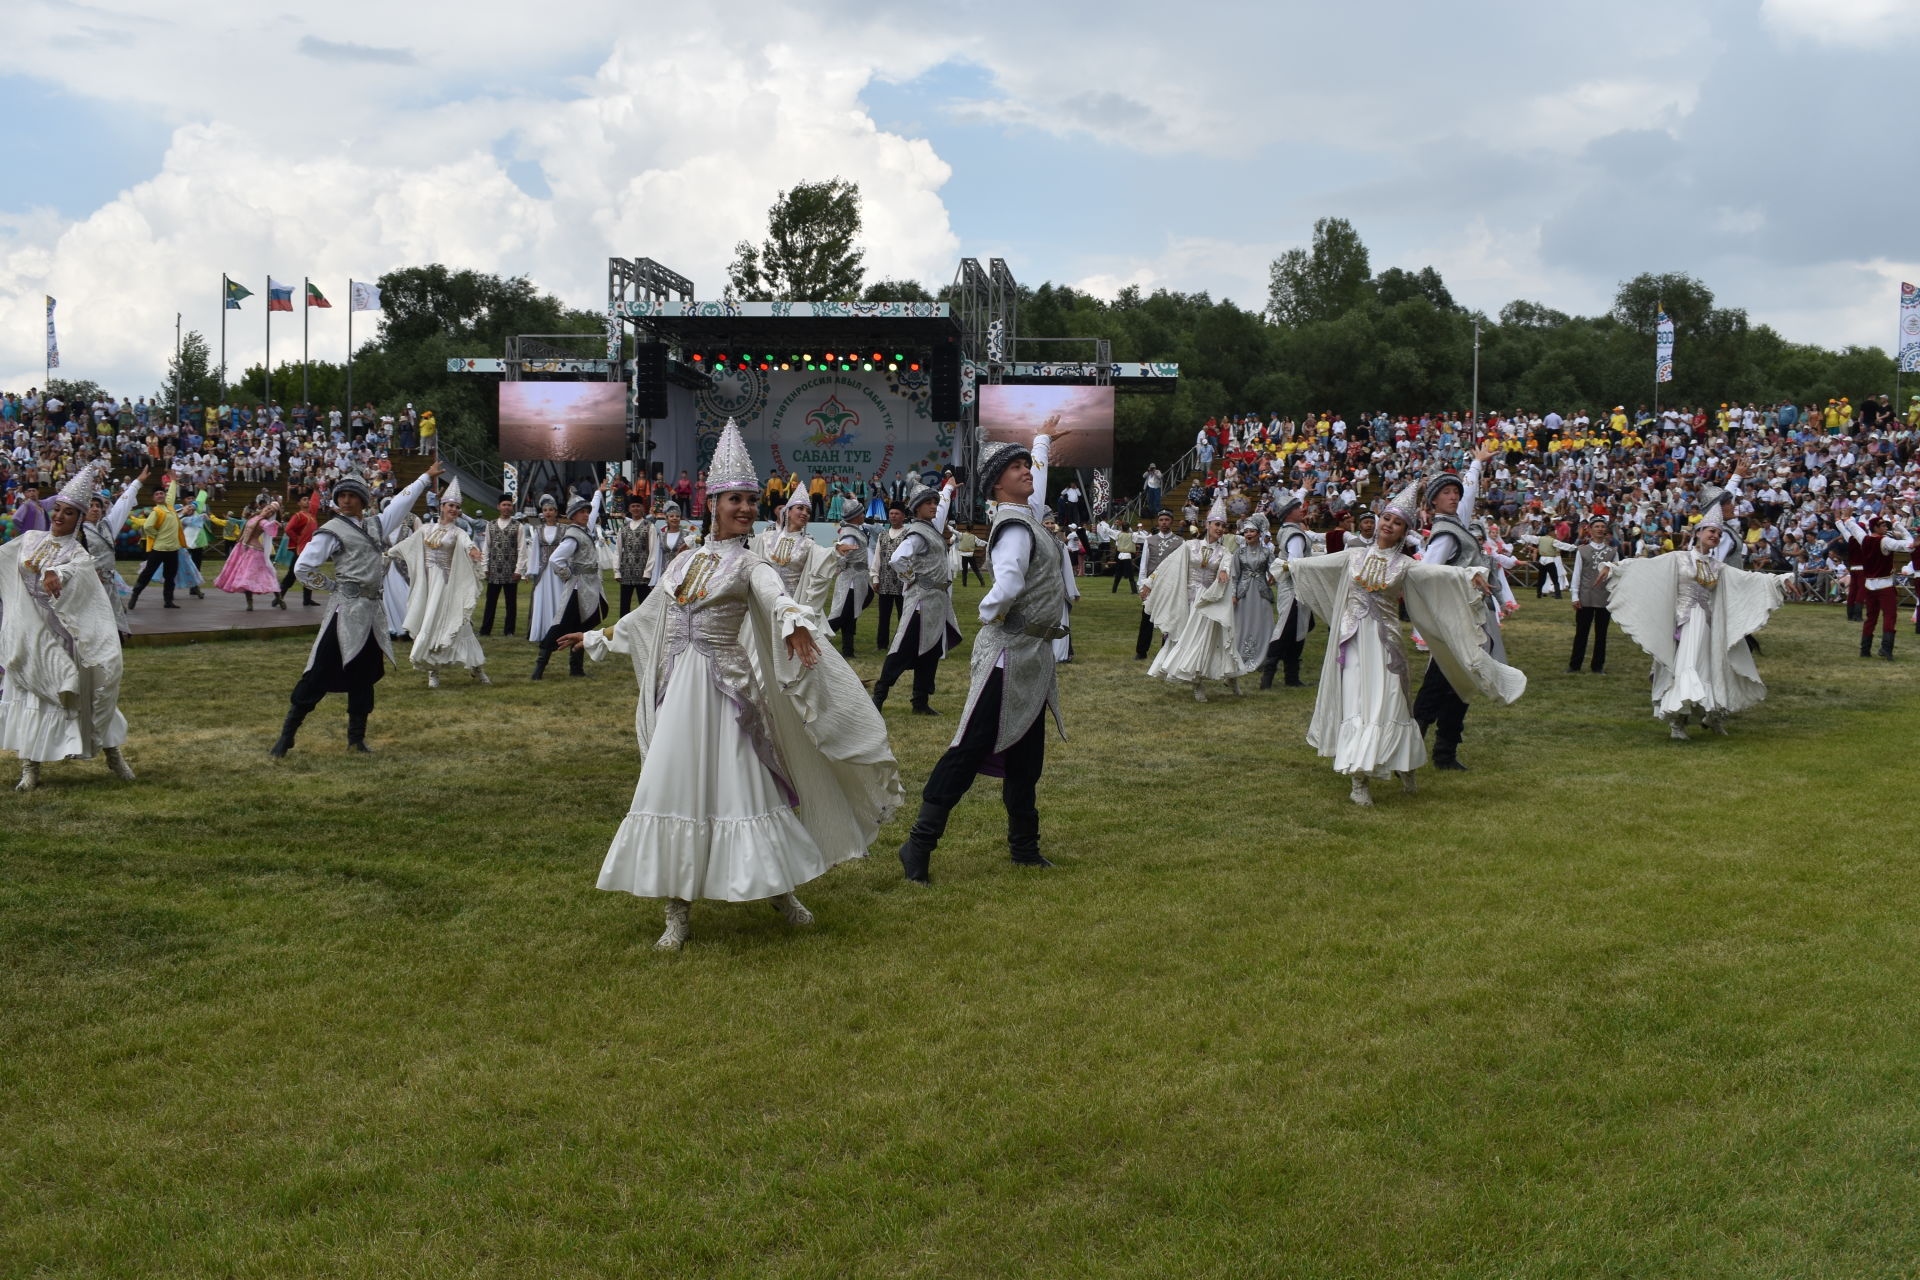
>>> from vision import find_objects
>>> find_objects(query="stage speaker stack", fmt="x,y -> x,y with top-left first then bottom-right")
930,341 -> 961,421
632,342 -> 669,419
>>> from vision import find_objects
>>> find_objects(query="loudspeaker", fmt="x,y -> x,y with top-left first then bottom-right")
632,342 -> 669,419
930,342 -> 961,421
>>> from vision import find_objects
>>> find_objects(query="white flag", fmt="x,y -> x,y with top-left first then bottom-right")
1900,283 -> 1920,373
45,296 -> 59,369
1655,310 -> 1675,384
350,280 -> 382,312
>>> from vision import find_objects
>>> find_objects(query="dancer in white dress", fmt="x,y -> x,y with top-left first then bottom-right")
1603,509 -> 1792,740
752,490 -> 836,618
387,477 -> 490,688
1142,495 -> 1243,700
0,464 -> 136,790
560,419 -> 901,951
1282,479 -> 1527,806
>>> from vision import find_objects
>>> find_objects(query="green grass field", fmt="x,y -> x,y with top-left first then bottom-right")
4,580 -> 1918,1278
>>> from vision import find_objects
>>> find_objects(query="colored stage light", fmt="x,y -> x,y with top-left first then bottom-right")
871,352 -> 881,362
909,362 -> 920,372
840,363 -> 850,371
862,362 -> 873,372
803,353 -> 812,361
779,362 -> 790,371
824,351 -> 834,361
759,362 -> 770,370
887,362 -> 897,371
690,353 -> 703,362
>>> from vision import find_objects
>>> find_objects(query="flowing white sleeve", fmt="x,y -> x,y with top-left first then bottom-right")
1458,459 -> 1483,525
1028,434 -> 1051,518
294,530 -> 340,590
978,524 -> 1032,623
890,531 -> 925,567
104,479 -> 141,538
379,471 -> 433,538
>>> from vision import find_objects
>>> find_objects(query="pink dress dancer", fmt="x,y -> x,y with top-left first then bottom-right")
214,511 -> 285,608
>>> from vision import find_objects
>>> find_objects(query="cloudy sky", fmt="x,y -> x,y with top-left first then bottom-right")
3,0 -> 1915,398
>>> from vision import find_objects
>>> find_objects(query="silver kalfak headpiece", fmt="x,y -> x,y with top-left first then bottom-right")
705,417 -> 759,494
52,461 -> 103,513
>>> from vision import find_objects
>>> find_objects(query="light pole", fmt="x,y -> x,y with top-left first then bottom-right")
1470,318 -> 1481,424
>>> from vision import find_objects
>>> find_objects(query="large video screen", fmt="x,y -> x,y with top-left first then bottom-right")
979,385 -> 1114,468
498,383 -> 627,461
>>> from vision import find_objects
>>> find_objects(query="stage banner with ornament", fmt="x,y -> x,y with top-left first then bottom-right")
1900,283 -> 1920,373
687,366 -> 955,487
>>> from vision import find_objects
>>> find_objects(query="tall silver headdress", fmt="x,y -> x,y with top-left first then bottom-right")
1383,477 -> 1422,525
439,476 -> 463,507
51,462 -> 103,513
1206,494 -> 1229,525
705,417 -> 759,494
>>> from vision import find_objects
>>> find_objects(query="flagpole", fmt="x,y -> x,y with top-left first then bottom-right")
1652,301 -> 1660,420
220,274 -> 228,400
264,275 -> 272,421
302,275 -> 311,412
174,312 -> 182,427
347,280 -> 355,437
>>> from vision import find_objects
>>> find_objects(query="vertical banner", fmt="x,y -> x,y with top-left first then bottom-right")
44,295 -> 59,369
1899,283 -> 1920,373
502,463 -> 519,500
1655,309 -> 1675,383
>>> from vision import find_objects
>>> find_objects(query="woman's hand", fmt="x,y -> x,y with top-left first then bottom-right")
468,547 -> 483,563
1470,573 -> 1492,596
786,625 -> 820,668
42,570 -> 62,597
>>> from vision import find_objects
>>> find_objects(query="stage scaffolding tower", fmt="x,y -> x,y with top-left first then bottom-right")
609,256 -> 695,479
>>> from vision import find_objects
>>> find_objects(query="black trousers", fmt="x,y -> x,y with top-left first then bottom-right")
132,549 -> 179,603
481,580 -> 519,635
539,596 -> 600,675
874,616 -> 941,707
1110,557 -> 1138,591
1264,603 -> 1309,681
618,582 -> 651,618
958,555 -> 986,587
1136,608 -> 1164,660
1412,659 -> 1468,760
830,593 -> 862,656
875,591 -> 902,649
1570,605 -> 1611,672
278,561 -> 311,601
288,622 -> 382,723
922,668 -> 1046,822
1536,561 -> 1562,596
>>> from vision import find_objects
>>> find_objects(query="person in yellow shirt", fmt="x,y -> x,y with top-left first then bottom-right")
1608,406 -> 1628,434
1907,396 -> 1920,429
1824,400 -> 1842,432
127,480 -> 185,609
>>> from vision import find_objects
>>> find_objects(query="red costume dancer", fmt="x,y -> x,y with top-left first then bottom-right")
1838,515 -> 1913,660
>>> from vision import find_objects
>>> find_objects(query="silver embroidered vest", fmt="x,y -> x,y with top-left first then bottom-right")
955,502 -> 1066,753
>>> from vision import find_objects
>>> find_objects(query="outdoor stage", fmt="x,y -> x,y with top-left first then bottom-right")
120,568 -> 323,648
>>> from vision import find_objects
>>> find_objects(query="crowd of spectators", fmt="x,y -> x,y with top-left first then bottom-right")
1120,397 -> 1920,601
1,388 -> 443,542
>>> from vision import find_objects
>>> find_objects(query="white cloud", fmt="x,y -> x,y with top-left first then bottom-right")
1761,0 -> 1920,47
0,11 -> 961,394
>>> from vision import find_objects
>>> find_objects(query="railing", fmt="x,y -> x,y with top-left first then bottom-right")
1107,444 -> 1202,528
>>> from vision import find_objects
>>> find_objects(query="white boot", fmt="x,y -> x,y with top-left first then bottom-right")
16,761 -> 40,792
771,892 -> 815,927
427,670 -> 440,689
473,667 -> 491,685
1228,677 -> 1243,697
1192,681 -> 1208,703
1705,711 -> 1729,736
655,898 -> 691,951
1349,775 -> 1373,807
1397,769 -> 1417,795
1668,719 -> 1689,742
103,747 -> 135,781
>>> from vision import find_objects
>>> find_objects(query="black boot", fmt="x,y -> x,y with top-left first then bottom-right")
1881,632 -> 1895,661
1257,666 -> 1275,690
1008,809 -> 1053,868
127,588 -> 140,611
1283,661 -> 1306,687
568,647 -> 588,677
911,702 -> 941,716
268,704 -> 310,757
346,714 -> 373,754
530,648 -> 552,681
1432,747 -> 1468,772
1862,633 -> 1874,658
896,801 -> 950,884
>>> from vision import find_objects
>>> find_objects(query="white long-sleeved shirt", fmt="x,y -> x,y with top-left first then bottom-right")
1420,458 -> 1482,565
977,434 -> 1051,629
889,487 -> 954,567
293,471 -> 433,578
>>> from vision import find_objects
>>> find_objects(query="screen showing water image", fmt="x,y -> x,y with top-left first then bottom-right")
498,383 -> 628,461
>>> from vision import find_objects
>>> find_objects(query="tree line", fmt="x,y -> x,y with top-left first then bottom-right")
147,184 -> 1898,482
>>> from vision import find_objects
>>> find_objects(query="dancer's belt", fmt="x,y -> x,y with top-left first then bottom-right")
336,579 -> 384,602
1001,609 -> 1069,641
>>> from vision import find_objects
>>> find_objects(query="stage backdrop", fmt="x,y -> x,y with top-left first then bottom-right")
979,385 -> 1114,468
687,366 -> 955,487
498,383 -> 627,461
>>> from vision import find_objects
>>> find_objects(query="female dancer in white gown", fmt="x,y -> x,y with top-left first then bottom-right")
1602,509 -> 1791,740
560,420 -> 901,950
1142,496 -> 1244,700
1282,479 -> 1527,806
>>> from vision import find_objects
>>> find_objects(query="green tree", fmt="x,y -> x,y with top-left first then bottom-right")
1266,217 -> 1372,326
727,178 -> 866,301
861,278 -> 934,302
163,330 -> 220,409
